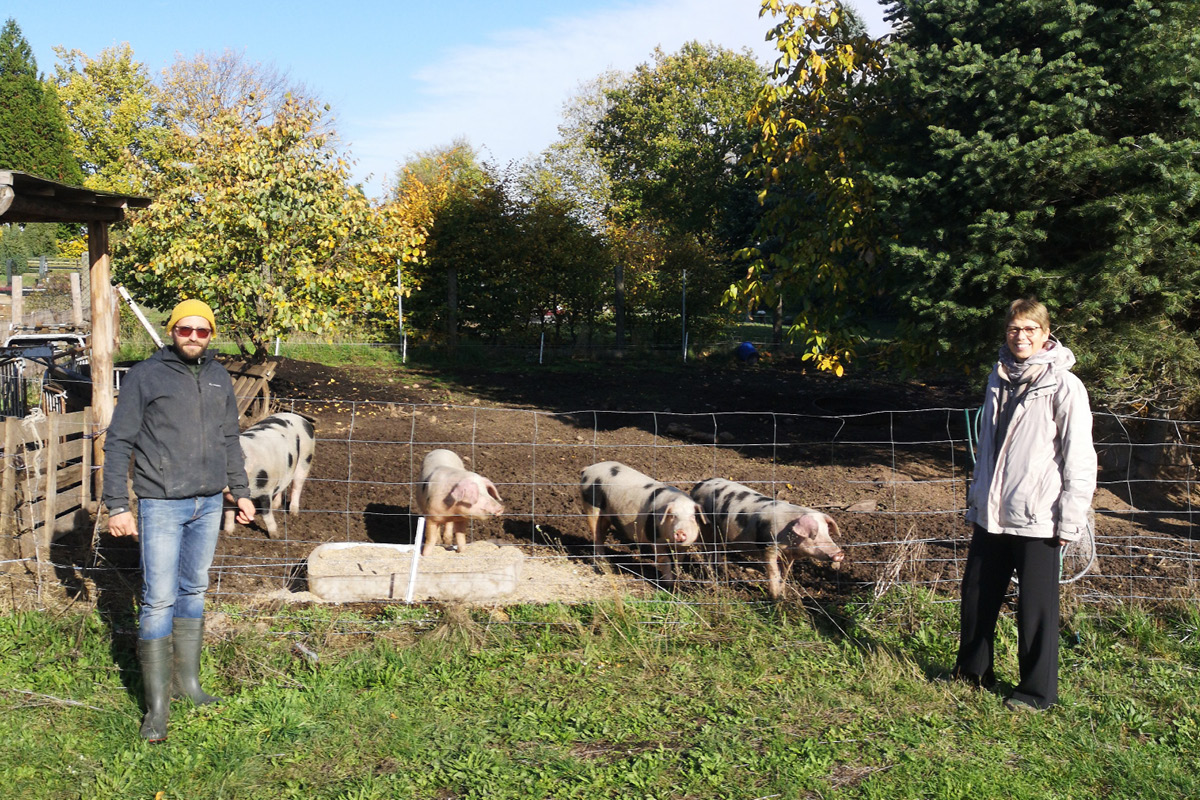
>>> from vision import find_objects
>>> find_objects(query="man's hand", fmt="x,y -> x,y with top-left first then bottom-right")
108,510 -> 138,538
235,497 -> 256,526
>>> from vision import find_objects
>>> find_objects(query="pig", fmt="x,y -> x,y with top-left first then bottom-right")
690,477 -> 845,600
414,449 -> 505,556
579,461 -> 706,586
223,412 -> 316,538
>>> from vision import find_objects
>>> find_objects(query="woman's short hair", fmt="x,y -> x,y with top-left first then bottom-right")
1006,298 -> 1050,331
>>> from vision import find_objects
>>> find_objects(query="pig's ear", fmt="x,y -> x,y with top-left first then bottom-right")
450,480 -> 479,505
823,514 -> 840,537
793,515 -> 820,539
484,479 -> 502,501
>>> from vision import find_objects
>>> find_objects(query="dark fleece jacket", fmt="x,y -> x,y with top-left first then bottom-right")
102,346 -> 250,513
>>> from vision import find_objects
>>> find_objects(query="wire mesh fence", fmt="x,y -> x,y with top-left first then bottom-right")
4,395 -> 1198,621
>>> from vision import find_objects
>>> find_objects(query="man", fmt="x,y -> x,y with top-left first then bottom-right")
103,298 -> 256,742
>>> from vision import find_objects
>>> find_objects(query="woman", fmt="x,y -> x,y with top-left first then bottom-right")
954,298 -> 1097,710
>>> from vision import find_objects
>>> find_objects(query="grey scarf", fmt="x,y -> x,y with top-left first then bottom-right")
993,344 -> 1050,450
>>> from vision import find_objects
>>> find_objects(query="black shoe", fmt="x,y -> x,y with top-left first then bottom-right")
951,666 -> 996,690
1003,697 -> 1040,713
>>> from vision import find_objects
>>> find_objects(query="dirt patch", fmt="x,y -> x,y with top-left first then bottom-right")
39,355 -> 1200,612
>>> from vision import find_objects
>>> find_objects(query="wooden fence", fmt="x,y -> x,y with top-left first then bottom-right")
0,408 -> 94,568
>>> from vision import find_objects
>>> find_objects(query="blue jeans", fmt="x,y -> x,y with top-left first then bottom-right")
137,494 -> 223,641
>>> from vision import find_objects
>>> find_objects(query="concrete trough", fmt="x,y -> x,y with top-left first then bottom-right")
307,540 -> 524,604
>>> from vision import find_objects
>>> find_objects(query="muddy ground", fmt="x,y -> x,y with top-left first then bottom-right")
50,355 -> 1200,613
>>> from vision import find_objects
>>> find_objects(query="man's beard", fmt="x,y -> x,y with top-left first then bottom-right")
174,342 -> 207,362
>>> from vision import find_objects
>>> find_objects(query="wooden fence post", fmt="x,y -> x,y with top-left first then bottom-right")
70,272 -> 83,326
82,406 -> 93,512
10,274 -> 22,328
15,419 -> 36,565
42,411 -> 59,553
0,417 -> 15,562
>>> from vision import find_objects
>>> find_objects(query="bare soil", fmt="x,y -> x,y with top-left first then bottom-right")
50,355 -> 1200,613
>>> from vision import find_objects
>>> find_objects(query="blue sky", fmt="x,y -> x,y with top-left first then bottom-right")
7,0 -> 891,198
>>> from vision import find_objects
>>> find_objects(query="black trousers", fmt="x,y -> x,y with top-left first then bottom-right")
955,525 -> 1061,708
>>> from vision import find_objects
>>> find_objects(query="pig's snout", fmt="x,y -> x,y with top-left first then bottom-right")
828,550 -> 846,570
673,528 -> 699,545
468,498 -> 503,517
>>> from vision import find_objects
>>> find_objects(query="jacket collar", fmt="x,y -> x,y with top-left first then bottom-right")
157,344 -> 212,370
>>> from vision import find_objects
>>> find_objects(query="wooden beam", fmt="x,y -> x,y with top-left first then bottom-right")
88,222 -> 115,501
0,171 -> 149,225
1,193 -> 126,224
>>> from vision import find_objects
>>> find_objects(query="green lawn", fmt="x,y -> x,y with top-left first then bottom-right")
2,590 -> 1197,799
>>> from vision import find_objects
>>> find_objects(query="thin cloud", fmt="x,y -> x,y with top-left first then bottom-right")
349,0 -> 890,196
348,0 -> 776,195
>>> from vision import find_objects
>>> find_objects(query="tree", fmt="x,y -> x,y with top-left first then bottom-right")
731,0 -> 887,371
0,18 -> 83,184
392,141 -> 492,351
524,72 -> 623,234
118,96 -> 419,357
592,41 -> 765,247
160,48 -> 324,138
52,43 -> 170,194
589,43 -> 766,351
873,0 -> 1200,411
0,220 -> 58,267
518,195 -> 612,347
392,137 -> 488,198
405,159 -> 611,351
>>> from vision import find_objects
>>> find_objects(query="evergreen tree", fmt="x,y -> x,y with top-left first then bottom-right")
872,0 -> 1200,411
0,17 -> 84,184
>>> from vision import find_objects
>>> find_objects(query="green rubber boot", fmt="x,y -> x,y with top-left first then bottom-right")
171,617 -> 221,705
137,636 -> 172,742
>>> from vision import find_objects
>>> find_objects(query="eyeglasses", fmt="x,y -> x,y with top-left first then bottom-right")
1006,325 -> 1041,337
174,325 -> 212,340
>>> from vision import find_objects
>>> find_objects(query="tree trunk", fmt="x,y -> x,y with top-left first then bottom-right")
772,290 -> 784,348
613,261 -> 625,351
447,265 -> 458,356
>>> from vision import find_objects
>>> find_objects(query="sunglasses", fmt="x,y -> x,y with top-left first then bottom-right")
174,325 -> 212,340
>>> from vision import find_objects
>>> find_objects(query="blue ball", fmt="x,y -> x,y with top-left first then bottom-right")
735,341 -> 758,363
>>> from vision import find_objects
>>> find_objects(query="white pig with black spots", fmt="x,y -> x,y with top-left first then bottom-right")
691,477 -> 844,599
222,413 -> 315,538
579,461 -> 705,587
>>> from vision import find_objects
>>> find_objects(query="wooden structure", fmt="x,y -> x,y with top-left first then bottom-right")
5,273 -> 85,328
0,409 -> 93,563
223,358 -> 279,425
0,171 -> 151,495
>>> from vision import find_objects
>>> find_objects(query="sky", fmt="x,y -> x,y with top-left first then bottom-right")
7,0 -> 892,198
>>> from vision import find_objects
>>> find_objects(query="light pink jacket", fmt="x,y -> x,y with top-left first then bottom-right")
966,341 -> 1097,541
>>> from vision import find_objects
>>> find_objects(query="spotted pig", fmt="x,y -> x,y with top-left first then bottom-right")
579,461 -> 705,586
690,477 -> 844,599
223,412 -> 315,538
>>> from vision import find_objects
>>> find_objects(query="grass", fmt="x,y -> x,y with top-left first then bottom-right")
2,590 -> 1197,799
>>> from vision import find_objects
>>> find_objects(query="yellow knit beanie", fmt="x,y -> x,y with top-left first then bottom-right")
166,299 -> 216,333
